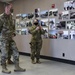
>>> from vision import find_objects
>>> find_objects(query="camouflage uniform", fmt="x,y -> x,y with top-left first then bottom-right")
29,25 -> 45,63
0,13 -> 19,65
0,13 -> 25,73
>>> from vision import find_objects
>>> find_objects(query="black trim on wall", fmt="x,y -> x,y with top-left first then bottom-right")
19,52 -> 75,65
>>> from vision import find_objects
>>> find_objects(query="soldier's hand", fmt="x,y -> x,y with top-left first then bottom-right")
12,33 -> 16,37
39,26 -> 43,30
35,27 -> 39,30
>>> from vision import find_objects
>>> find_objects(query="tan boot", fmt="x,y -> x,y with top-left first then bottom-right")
2,65 -> 11,74
36,59 -> 41,64
31,59 -> 36,64
14,64 -> 26,72
7,59 -> 14,64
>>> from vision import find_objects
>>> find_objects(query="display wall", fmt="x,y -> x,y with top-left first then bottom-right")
13,0 -> 75,61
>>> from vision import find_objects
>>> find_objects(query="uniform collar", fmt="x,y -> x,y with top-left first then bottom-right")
3,13 -> 11,18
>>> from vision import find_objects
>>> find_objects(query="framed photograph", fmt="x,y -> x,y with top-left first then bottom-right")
64,0 -> 75,11
27,13 -> 34,19
56,21 -> 66,29
49,30 -> 57,39
35,8 -> 40,18
41,19 -> 48,26
40,10 -> 48,18
16,14 -> 21,19
57,30 -> 69,39
25,20 -> 33,27
16,29 -> 21,35
66,20 -> 75,29
42,27 -> 48,38
70,10 -> 75,19
21,28 -> 29,35
19,17 -> 26,28
69,30 -> 75,39
21,14 -> 28,20
58,11 -> 69,20
16,18 -> 20,26
49,9 -> 58,17
49,18 -> 56,30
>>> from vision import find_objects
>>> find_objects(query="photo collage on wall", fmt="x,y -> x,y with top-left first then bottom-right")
69,30 -> 75,39
49,9 -> 58,17
64,0 -> 75,11
15,0 -> 75,40
49,30 -> 57,39
58,11 -> 69,20
16,13 -> 34,35
48,0 -> 75,40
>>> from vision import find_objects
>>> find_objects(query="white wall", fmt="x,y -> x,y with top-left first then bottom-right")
13,0 -> 75,61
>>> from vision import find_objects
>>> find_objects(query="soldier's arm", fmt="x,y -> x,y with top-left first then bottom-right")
40,29 -> 46,35
0,19 -> 3,32
12,19 -> 16,36
29,27 -> 37,35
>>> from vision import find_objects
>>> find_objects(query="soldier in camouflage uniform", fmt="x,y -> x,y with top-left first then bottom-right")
0,3 -> 26,74
29,19 -> 45,64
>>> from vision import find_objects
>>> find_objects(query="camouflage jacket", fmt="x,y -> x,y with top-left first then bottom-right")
0,13 -> 15,38
29,25 -> 45,42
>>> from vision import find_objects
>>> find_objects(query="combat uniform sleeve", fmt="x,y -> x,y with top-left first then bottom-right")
12,19 -> 16,36
29,26 -> 37,35
0,19 -> 3,33
40,29 -> 46,35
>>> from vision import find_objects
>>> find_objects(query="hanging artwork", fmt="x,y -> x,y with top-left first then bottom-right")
64,0 -> 75,10
49,9 -> 58,17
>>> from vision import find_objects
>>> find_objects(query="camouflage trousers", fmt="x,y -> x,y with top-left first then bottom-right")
8,48 -> 13,60
30,41 -> 42,60
1,38 -> 19,65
